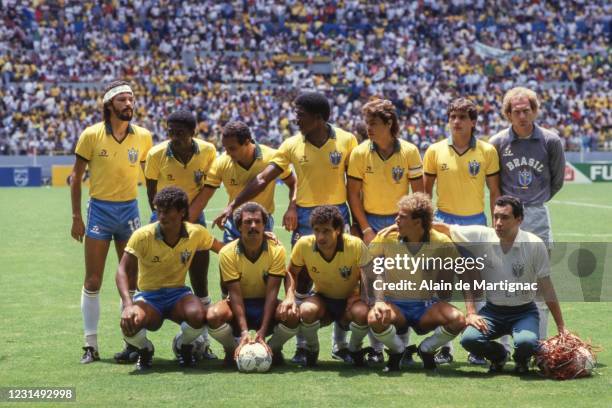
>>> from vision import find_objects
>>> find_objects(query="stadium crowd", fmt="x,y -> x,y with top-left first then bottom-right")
0,0 -> 610,155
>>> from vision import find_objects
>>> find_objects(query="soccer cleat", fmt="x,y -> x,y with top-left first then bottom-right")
291,347 -> 308,364
135,346 -> 154,371
349,347 -> 371,367
199,345 -> 218,360
401,344 -> 418,368
467,352 -> 488,366
417,346 -> 437,370
367,348 -> 385,364
382,349 -> 404,372
488,352 -> 509,374
113,342 -> 139,364
514,361 -> 530,375
331,347 -> 352,363
434,346 -> 454,365
271,350 -> 285,366
178,344 -> 196,368
304,349 -> 319,367
80,346 -> 100,364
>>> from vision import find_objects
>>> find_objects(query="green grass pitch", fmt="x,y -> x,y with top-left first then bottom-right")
0,183 -> 610,407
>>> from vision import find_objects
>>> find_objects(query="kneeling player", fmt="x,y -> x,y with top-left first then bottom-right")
116,187 -> 223,370
287,206 -> 371,367
206,202 -> 299,367
367,193 -> 466,371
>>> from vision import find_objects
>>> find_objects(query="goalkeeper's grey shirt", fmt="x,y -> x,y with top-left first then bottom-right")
489,124 -> 565,205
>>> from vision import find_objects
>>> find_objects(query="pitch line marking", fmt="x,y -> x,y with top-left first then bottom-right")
550,200 -> 612,210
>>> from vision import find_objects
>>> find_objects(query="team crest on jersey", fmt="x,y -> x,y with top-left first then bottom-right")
518,168 -> 533,188
502,146 -> 513,157
512,263 -> 524,278
468,160 -> 480,176
194,169 -> 204,187
338,266 -> 351,280
127,147 -> 139,164
329,150 -> 342,166
180,250 -> 192,265
13,168 -> 29,186
391,166 -> 404,183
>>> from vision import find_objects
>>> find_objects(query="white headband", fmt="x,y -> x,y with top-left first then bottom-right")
103,85 -> 133,104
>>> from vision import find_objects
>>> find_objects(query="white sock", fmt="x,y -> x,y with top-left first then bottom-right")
208,323 -> 237,352
300,320 -> 321,352
372,325 -> 404,354
348,322 -> 369,352
199,296 -> 212,346
81,287 -> 99,348
125,329 -> 153,351
332,322 -> 349,352
294,295 -> 307,348
268,323 -> 298,351
181,322 -> 204,345
398,328 -> 410,349
419,326 -> 457,354
537,302 -> 549,339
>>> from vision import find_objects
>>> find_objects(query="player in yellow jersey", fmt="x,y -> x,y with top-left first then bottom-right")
347,98 -> 424,365
206,202 -> 299,368
286,206 -> 371,367
116,187 -> 224,371
188,121 -> 296,243
70,80 -> 153,364
208,93 -> 358,364
144,110 -> 218,360
422,97 -> 501,365
367,193 -> 466,372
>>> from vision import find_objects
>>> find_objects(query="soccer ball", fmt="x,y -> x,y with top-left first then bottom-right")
172,333 -> 207,361
236,343 -> 272,373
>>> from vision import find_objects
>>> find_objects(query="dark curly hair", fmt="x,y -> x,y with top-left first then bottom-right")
294,92 -> 330,122
233,202 -> 269,228
222,121 -> 253,145
167,110 -> 196,132
153,186 -> 189,219
309,205 -> 344,231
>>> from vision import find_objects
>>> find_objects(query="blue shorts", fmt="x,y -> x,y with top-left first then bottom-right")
231,298 -> 275,336
150,210 -> 206,226
134,286 -> 193,319
223,215 -> 274,244
387,297 -> 438,335
366,213 -> 396,232
86,198 -> 140,241
434,209 -> 487,226
292,203 -> 350,246
318,294 -> 348,324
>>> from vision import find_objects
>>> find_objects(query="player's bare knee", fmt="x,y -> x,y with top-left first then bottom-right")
184,306 -> 206,329
349,302 -> 369,325
299,302 -> 319,323
83,276 -> 102,292
445,308 -> 465,334
206,305 -> 230,329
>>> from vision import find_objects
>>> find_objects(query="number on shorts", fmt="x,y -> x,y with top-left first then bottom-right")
127,217 -> 141,232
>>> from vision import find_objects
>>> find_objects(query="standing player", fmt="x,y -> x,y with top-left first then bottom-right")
144,110 -> 218,360
287,206 -> 372,367
437,195 -> 567,374
367,193 -> 467,372
422,97 -> 501,365
489,87 -> 566,340
70,80 -> 152,364
210,92 -> 358,363
188,121 -> 296,243
116,187 -> 224,370
347,98 -> 423,363
206,202 -> 299,367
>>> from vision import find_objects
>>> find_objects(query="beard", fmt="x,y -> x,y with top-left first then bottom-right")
112,104 -> 133,121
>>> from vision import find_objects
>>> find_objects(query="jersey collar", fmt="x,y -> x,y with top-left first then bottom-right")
253,143 -> 263,160
155,222 -> 189,240
447,134 -> 476,148
236,238 -> 269,255
369,138 -> 401,154
509,124 -> 541,140
165,139 -> 200,158
104,121 -> 135,136
313,233 -> 345,255
302,123 -> 336,143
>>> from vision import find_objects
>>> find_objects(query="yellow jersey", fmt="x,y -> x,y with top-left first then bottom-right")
144,139 -> 216,203
219,238 -> 287,299
125,222 -> 214,291
271,125 -> 357,207
206,144 -> 291,213
423,137 -> 499,216
348,139 -> 423,215
291,234 -> 370,299
75,122 -> 152,201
